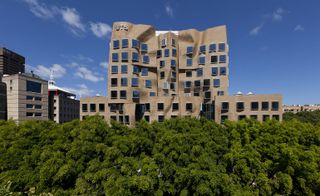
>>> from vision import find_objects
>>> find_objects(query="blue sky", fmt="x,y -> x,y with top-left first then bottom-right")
0,0 -> 319,104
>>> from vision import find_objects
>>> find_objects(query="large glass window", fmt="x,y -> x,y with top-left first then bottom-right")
121,65 -> 128,74
209,43 -> 216,53
113,40 -> 119,49
164,49 -> 170,57
211,67 -> 218,76
237,102 -> 244,112
211,55 -> 218,64
121,78 -> 128,86
132,52 -> 139,62
121,52 -> 128,62
90,104 -> 96,112
220,67 -> 227,75
120,90 -> 127,99
197,68 -> 203,77
111,78 -> 117,87
272,102 -> 279,111
143,55 -> 149,64
82,104 -> 88,112
132,90 -> 140,98
111,65 -> 118,74
186,58 -> 192,66
187,46 -> 193,54
133,65 -> 140,74
26,80 -> 42,93
112,53 -> 118,62
171,72 -> 176,79
132,39 -> 140,49
213,79 -> 220,87
141,43 -> 148,52
145,80 -> 152,88
199,56 -> 205,65
199,45 -> 206,54
219,43 -> 226,52
219,55 -> 226,63
132,78 -> 139,87
141,68 -> 148,76
122,39 -> 128,48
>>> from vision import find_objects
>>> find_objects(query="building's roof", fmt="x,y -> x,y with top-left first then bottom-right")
48,80 -> 75,97
156,31 -> 179,36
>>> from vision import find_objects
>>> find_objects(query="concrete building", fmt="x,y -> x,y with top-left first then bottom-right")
0,48 -> 25,75
48,79 -> 80,123
2,72 -> 48,123
284,104 -> 320,113
0,74 -> 7,120
80,22 -> 283,125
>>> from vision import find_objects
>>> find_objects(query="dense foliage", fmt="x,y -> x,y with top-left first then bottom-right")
284,110 -> 320,125
1,116 -> 320,195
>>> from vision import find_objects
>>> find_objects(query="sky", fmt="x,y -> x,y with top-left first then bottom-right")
0,0 -> 320,105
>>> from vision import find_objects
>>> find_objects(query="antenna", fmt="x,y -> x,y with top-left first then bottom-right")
48,69 -> 56,85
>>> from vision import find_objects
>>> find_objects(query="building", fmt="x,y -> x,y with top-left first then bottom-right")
48,78 -> 80,123
80,96 -> 108,121
0,48 -> 25,75
2,72 -> 48,123
80,22 -> 283,125
284,104 -> 320,113
0,74 -> 7,120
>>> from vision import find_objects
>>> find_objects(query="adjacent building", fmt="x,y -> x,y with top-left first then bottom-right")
0,48 -> 25,75
284,104 -> 320,113
0,74 -> 7,120
2,72 -> 48,123
80,22 -> 283,125
48,79 -> 80,123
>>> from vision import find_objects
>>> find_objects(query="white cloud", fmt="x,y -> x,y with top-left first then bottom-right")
62,84 -> 94,98
165,4 -> 174,17
75,66 -> 104,82
60,7 -> 86,35
23,0 -> 56,19
272,8 -> 285,21
90,22 -> 112,39
250,24 -> 263,35
294,25 -> 304,31
100,61 -> 108,69
29,64 -> 66,79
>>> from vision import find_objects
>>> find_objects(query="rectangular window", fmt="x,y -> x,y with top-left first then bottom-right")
187,46 -> 193,55
141,43 -> 148,52
132,39 -> 140,49
204,91 -> 211,99
121,77 -> 128,86
251,102 -> 259,111
157,50 -> 162,58
171,72 -> 176,79
219,55 -> 226,63
199,56 -> 205,65
121,65 -> 128,74
186,70 -> 192,77
82,104 -> 88,112
250,115 -> 258,120
26,80 -> 42,93
209,43 -> 216,53
143,55 -> 149,64
111,78 -> 117,87
111,65 -> 118,74
272,102 -> 279,111
184,81 -> 191,88
160,60 -> 165,68
112,53 -> 118,62
211,67 -> 218,76
217,91 -> 224,96
160,71 -> 165,79
221,115 -> 228,123
263,115 -> 270,121
122,39 -> 128,48
132,78 -> 139,87
99,104 -> 105,112
132,90 -> 140,99
141,68 -> 148,76
204,79 -> 210,87
121,52 -> 128,62
211,55 -> 218,64
150,92 -> 156,96
26,112 -> 33,117
172,49 -> 177,57
120,90 -> 127,99
171,60 -> 176,68
222,102 -> 229,112
145,80 -> 152,88
186,103 -> 193,112
172,39 -> 176,47
164,49 -> 170,57
90,104 -> 96,112
199,45 -> 206,54
273,115 -> 280,121
26,95 -> 33,100
132,52 -> 139,62
26,104 -> 33,109
35,97 -> 41,101
133,65 -> 140,74
194,80 -> 201,87
237,102 -> 244,112
144,116 -> 150,122
110,104 -> 117,112
197,68 -> 203,77
158,115 -> 165,122
158,103 -> 164,111
161,39 -> 166,47
111,91 -> 117,99
220,67 -> 227,75
113,40 -> 119,49
213,79 -> 220,87
172,103 -> 179,111
238,115 -> 246,120
262,102 -> 269,111
186,58 -> 192,66
219,43 -> 226,52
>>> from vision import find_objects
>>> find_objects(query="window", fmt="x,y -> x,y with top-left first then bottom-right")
199,56 -> 205,65
204,79 -> 210,87
157,50 -> 162,58
237,102 -> 244,112
132,52 -> 139,62
99,104 -> 105,112
273,115 -> 280,121
111,78 -> 117,87
133,65 -> 140,74
184,81 -> 191,88
113,40 -> 119,49
150,92 -> 156,96
251,102 -> 259,111
158,115 -> 165,122
143,55 -> 149,64
221,115 -> 228,123
121,65 -> 128,74
141,68 -> 148,76
132,90 -> 140,98
172,39 -> 176,46
26,81 -> 42,93
186,58 -> 192,66
160,60 -> 165,68
171,72 -> 176,79
26,104 -> 33,109
132,78 -> 139,87
110,104 -> 117,112
35,113 -> 42,117
124,116 -> 130,124
187,46 -> 193,55
120,90 -> 127,99
121,52 -> 128,62
219,43 -> 226,52
217,91 -> 224,96
272,102 -> 279,111
238,115 -> 246,120
219,55 -> 226,63
209,43 -> 216,53
141,43 -> 148,52
164,49 -> 170,57
110,116 -> 117,121
145,103 -> 150,112
186,70 -> 192,77
211,55 -> 218,64
112,53 -> 118,62
262,102 -> 269,111
144,116 -> 150,122
26,112 -> 33,117
111,91 -> 117,99
82,104 -> 88,112
145,80 -> 152,88
199,45 -> 206,54
160,71 -> 165,79
194,88 -> 200,96
172,103 -> 179,111
263,115 -> 270,121
171,60 -> 176,68
172,49 -> 177,57
161,39 -> 166,47
122,39 -> 128,48
90,104 -> 96,112
213,79 -> 220,87
186,103 -> 193,112
220,67 -> 227,75
121,78 -> 128,86
211,67 -> 218,76
132,39 -> 140,49
250,115 -> 258,120
197,68 -> 203,77
204,91 -> 211,99
222,102 -> 229,112
170,82 -> 176,90
157,103 -> 164,111
26,96 -> 33,100
194,80 -> 201,87
111,65 -> 118,74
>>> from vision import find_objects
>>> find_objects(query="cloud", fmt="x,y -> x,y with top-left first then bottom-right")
100,61 -> 108,69
75,66 -> 104,82
62,84 -> 94,98
165,4 -> 174,17
28,64 -> 66,79
250,24 -> 264,35
60,7 -> 86,35
272,8 -> 285,21
90,22 -> 112,39
294,25 -> 304,31
22,0 -> 56,19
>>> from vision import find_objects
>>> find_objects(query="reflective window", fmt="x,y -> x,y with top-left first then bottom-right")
132,90 -> 140,98
186,70 -> 192,77
237,102 -> 244,112
199,56 -> 205,65
133,65 -> 140,74
161,39 -> 166,47
219,43 -> 226,52
199,45 -> 206,54
172,39 -> 176,46
141,43 -> 148,52
132,39 -> 140,49
186,58 -> 192,66
121,78 -> 128,86
160,71 -> 165,79
171,72 -> 176,79
26,80 -> 42,93
219,55 -> 226,63
145,80 -> 152,88
121,52 -> 128,62
112,53 -> 118,62
164,49 -> 170,57
171,60 -> 176,67
209,43 -> 216,52
122,39 -> 128,48
211,55 -> 218,64
132,52 -> 139,62
211,67 -> 218,76
143,55 -> 149,64
197,68 -> 203,77
172,49 -> 177,57
120,90 -> 127,99
132,78 -> 139,87
184,81 -> 191,88
217,91 -> 224,96
150,92 -> 156,96
187,46 -> 193,54
272,102 -> 279,111
113,40 -> 119,49
213,79 -> 220,87
160,60 -> 165,68
141,68 -> 148,76
194,80 -> 201,87
111,65 -> 118,74
121,65 -> 128,74
220,67 -> 227,75
157,50 -> 162,58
